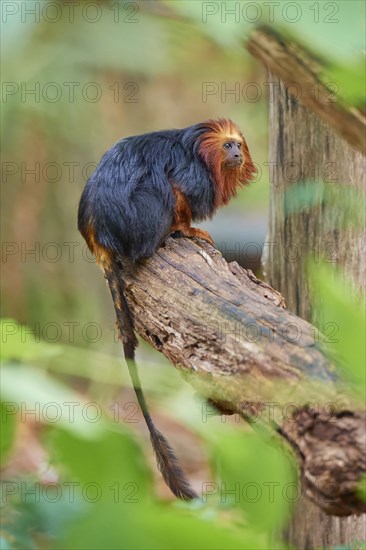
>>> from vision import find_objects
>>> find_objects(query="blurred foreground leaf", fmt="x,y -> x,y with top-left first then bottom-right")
214,429 -> 294,533
53,424 -> 265,549
0,318 -> 61,362
0,401 -> 16,464
310,264 -> 366,396
1,364 -> 105,439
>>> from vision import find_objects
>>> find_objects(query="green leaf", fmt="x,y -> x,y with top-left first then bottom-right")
165,0 -> 366,107
0,318 -> 61,362
284,180 -> 325,216
310,264 -> 366,394
59,485 -> 264,550
275,1 -> 364,63
1,364 -> 104,439
0,401 -> 17,465
325,60 -> 366,106
284,182 -> 364,232
143,506 -> 265,550
50,423 -> 150,490
213,429 -> 295,532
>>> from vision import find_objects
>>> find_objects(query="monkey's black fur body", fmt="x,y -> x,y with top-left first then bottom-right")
78,125 -> 216,261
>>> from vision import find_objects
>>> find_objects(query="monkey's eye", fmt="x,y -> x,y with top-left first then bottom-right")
223,142 -> 231,149
237,142 -> 242,148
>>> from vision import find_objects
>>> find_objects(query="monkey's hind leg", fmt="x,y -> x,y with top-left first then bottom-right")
170,186 -> 214,245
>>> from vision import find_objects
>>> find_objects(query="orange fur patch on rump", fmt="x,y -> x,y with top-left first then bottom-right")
84,221 -> 112,270
197,118 -> 256,208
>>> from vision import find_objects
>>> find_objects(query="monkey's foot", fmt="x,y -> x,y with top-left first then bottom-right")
189,228 -> 214,245
170,225 -> 214,246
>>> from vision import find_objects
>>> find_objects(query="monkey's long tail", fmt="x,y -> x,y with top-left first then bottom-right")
104,261 -> 198,501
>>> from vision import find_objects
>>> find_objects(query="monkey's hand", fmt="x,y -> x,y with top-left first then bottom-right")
171,186 -> 214,245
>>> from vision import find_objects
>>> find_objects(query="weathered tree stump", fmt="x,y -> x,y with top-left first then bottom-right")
120,237 -> 365,518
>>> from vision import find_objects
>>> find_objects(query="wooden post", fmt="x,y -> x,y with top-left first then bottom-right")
248,28 -> 366,549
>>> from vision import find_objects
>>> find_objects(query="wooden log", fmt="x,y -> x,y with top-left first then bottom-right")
119,236 -> 365,517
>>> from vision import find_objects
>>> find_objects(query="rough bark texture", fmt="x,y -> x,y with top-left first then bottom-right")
262,73 -> 366,320
247,28 -> 366,550
119,237 -> 365,520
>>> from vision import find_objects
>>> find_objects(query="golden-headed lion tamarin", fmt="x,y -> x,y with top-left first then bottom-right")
78,118 -> 256,500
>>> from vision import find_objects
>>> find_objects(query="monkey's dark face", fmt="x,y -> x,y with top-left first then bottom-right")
222,140 -> 244,168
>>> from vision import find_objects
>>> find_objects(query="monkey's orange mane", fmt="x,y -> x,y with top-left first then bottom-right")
198,119 -> 256,208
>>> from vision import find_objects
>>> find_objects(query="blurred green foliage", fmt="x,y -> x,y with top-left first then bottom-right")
2,253 -> 364,548
310,265 -> 366,399
1,0 -> 268,338
168,0 -> 365,105
282,180 -> 365,401
1,320 -> 294,549
1,1 -> 365,548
